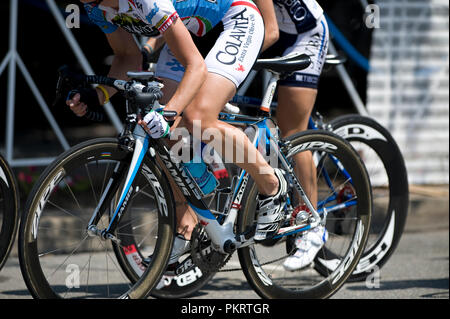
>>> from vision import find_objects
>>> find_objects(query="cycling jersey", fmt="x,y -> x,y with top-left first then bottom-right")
273,0 -> 323,34
85,0 -> 264,88
84,0 -> 233,37
156,0 -> 264,87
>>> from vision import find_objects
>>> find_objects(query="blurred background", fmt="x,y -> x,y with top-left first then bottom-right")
0,0 -> 448,207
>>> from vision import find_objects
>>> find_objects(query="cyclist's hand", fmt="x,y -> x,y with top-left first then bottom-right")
66,87 -> 102,118
66,93 -> 87,117
139,110 -> 170,138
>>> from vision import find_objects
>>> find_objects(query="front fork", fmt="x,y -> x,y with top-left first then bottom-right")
86,125 -> 149,242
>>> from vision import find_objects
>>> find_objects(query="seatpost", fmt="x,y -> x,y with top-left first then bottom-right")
259,72 -> 280,116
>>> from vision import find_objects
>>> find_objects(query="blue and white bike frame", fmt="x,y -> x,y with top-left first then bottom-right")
86,71 -> 353,256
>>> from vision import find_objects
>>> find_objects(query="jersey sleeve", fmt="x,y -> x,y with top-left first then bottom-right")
136,0 -> 180,33
84,3 -> 118,34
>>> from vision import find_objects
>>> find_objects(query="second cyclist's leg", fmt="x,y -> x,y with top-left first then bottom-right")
276,17 -> 329,270
277,86 -> 326,270
277,85 -> 318,207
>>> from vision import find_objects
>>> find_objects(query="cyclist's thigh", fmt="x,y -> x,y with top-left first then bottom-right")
182,72 -> 236,127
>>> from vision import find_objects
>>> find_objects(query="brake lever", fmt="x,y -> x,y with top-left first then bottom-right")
53,65 -> 85,107
155,108 -> 178,118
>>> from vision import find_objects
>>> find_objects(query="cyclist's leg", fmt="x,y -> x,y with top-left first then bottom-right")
180,72 -> 279,196
277,86 -> 318,206
275,16 -> 329,270
277,16 -> 329,206
155,1 -> 285,241
150,77 -> 199,241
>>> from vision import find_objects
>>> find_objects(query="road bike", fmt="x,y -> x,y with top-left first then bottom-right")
118,53 -> 408,297
18,54 -> 372,299
0,153 -> 20,272
227,54 -> 409,283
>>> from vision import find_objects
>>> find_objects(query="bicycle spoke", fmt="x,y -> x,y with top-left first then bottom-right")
47,200 -> 87,223
84,164 -> 98,205
61,177 -> 83,212
100,161 -> 111,196
44,234 -> 90,281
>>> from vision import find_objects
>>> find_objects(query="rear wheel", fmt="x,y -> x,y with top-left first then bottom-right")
238,130 -> 372,298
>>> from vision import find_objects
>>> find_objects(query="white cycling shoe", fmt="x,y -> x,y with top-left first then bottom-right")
167,234 -> 191,265
149,234 -> 191,290
254,168 -> 288,241
283,225 -> 328,271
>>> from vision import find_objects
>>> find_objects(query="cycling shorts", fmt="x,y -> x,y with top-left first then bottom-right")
155,0 -> 264,88
261,14 -> 328,89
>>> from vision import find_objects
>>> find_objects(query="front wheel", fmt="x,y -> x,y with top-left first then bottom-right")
18,138 -> 176,299
238,130 -> 372,299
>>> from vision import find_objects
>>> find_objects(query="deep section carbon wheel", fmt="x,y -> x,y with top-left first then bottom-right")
18,138 -> 175,298
326,114 -> 409,281
238,130 -> 372,298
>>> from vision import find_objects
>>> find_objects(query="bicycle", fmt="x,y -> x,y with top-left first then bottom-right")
18,53 -> 372,299
118,53 -> 408,297
226,54 -> 408,283
0,153 -> 20,272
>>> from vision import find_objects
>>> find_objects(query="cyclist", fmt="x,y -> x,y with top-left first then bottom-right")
68,0 -> 288,264
253,0 -> 330,271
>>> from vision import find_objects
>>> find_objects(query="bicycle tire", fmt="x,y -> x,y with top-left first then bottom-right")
0,154 -> 20,272
113,163 -> 236,299
112,195 -> 216,299
238,130 -> 372,299
326,114 -> 409,282
18,138 -> 176,299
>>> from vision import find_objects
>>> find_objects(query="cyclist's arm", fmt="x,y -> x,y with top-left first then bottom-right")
66,28 -> 142,116
144,36 -> 166,55
254,0 -> 279,52
102,28 -> 143,101
161,18 -> 207,115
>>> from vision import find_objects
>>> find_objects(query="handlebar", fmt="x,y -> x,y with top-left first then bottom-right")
55,65 -> 172,122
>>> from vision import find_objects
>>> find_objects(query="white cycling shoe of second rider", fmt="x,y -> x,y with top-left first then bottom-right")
283,225 -> 328,271
254,168 -> 288,241
145,234 -> 191,289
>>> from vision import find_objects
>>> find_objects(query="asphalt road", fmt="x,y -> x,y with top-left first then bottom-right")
0,229 -> 448,300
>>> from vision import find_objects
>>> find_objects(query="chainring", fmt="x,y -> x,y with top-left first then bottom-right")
190,224 -> 231,274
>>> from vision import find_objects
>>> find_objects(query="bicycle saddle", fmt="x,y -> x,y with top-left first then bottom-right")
253,53 -> 311,73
